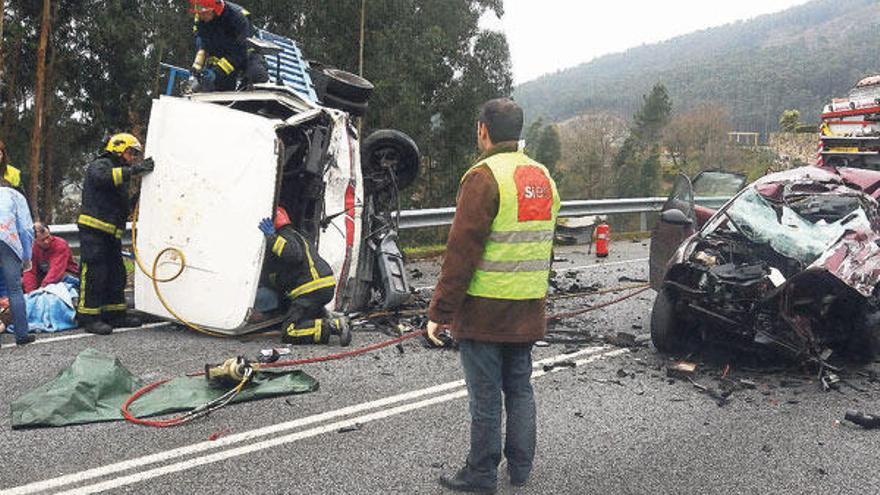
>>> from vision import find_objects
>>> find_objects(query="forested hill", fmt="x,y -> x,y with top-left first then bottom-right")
513,0 -> 880,134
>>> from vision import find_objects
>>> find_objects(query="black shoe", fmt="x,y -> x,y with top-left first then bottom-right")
510,476 -> 528,488
439,469 -> 496,494
85,321 -> 113,335
107,315 -> 143,329
15,334 -> 36,346
328,317 -> 352,346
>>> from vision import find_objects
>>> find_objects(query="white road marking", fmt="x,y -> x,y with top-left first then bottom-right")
2,346 -> 623,495
56,349 -> 628,495
1,323 -> 169,349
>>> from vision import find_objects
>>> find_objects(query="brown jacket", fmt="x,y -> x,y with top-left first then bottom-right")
428,142 -> 548,343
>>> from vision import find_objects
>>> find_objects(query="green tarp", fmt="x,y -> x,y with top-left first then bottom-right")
11,348 -> 319,429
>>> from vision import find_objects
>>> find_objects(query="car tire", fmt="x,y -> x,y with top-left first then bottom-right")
650,288 -> 688,354
848,308 -> 880,362
322,93 -> 368,117
362,130 -> 420,192
324,68 -> 374,103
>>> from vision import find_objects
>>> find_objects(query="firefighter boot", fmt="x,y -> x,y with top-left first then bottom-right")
105,313 -> 143,329
327,317 -> 352,347
85,321 -> 114,336
281,319 -> 329,345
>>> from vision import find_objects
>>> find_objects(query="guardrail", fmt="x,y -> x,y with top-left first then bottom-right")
398,196 -> 729,231
49,196 -> 730,249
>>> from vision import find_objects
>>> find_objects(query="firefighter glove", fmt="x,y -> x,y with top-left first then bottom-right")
131,158 -> 155,177
198,67 -> 217,84
258,217 -> 275,236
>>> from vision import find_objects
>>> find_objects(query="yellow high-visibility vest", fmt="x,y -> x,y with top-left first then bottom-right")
464,150 -> 560,300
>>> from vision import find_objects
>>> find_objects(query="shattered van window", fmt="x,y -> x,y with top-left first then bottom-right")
723,189 -> 872,265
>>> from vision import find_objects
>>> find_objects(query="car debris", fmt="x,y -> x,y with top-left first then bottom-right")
650,166 -> 880,370
338,423 -> 363,433
688,377 -> 733,407
844,409 -> 880,429
666,361 -> 698,380
543,361 -> 577,372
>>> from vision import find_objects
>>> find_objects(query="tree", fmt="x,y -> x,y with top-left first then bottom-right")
535,124 -> 561,173
779,109 -> 800,132
614,83 -> 672,197
664,103 -> 733,174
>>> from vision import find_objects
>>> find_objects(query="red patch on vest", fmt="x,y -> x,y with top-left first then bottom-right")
514,166 -> 552,222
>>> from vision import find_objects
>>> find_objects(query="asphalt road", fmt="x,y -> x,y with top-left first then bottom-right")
2,241 -> 880,494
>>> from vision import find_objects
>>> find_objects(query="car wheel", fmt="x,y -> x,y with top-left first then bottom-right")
848,308 -> 880,362
324,68 -> 374,103
322,93 -> 368,117
362,130 -> 420,192
650,288 -> 688,354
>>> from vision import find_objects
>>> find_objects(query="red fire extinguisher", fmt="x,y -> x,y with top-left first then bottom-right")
595,222 -> 610,258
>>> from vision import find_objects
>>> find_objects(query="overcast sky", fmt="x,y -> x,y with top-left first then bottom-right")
481,0 -> 812,85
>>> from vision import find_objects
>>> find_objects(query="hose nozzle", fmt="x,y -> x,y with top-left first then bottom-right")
205,357 -> 251,385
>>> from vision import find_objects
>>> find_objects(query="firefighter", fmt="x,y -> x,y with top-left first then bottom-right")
258,207 -> 351,346
594,216 -> 610,258
189,0 -> 269,92
77,133 -> 154,335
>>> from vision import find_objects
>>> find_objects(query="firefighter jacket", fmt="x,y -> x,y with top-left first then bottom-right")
194,2 -> 254,77
77,153 -> 133,238
264,226 -> 336,301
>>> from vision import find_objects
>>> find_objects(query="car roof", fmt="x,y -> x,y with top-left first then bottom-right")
754,165 -> 880,200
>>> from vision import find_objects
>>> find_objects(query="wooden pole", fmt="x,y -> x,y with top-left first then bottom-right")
28,0 -> 50,213
359,0 -> 366,77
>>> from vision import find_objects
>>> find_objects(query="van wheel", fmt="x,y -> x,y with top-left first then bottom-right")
362,130 -> 420,192
324,68 -> 374,103
323,93 -> 368,117
651,288 -> 688,354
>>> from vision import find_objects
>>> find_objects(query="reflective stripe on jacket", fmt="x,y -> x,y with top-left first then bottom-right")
465,151 -> 560,300
78,154 -> 131,237
266,227 -> 335,300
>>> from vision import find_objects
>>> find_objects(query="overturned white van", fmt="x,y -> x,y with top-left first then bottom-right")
134,83 -> 418,335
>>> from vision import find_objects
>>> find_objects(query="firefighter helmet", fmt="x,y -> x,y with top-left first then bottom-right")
189,0 -> 225,16
274,206 -> 292,230
105,133 -> 143,155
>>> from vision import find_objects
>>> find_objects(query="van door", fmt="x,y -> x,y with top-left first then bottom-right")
134,97 -> 279,332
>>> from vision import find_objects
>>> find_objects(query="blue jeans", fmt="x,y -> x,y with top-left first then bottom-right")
459,339 -> 536,486
0,242 -> 28,340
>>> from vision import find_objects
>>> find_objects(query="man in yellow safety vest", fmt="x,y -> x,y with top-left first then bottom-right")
427,98 -> 560,493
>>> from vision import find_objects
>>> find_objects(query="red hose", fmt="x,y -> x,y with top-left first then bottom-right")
123,285 -> 651,428
122,329 -> 428,427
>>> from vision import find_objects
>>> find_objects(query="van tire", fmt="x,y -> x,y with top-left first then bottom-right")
323,93 -> 368,117
362,130 -> 420,192
324,68 -> 374,103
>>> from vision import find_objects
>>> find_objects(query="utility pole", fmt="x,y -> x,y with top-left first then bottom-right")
0,0 -> 6,90
358,0 -> 366,135
28,0 -> 50,214
359,0 -> 366,77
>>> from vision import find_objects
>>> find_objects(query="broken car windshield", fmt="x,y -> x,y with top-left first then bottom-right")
719,188 -> 872,265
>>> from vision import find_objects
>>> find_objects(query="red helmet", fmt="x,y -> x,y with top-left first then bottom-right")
274,207 -> 292,230
189,0 -> 224,16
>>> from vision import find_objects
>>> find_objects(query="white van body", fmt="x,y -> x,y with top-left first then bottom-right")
135,87 -> 363,334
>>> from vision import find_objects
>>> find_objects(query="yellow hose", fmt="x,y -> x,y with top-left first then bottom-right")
131,205 -> 230,338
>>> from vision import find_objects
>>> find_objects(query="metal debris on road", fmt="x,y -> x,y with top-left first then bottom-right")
844,410 -> 880,429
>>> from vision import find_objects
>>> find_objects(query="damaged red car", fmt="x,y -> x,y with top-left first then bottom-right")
650,166 -> 880,362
